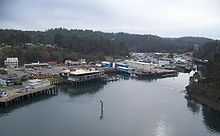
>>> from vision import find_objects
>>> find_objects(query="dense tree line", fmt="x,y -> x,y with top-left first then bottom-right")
0,28 -> 213,65
194,40 -> 220,81
0,28 -> 212,51
0,45 -> 129,66
0,28 -> 130,65
194,40 -> 220,61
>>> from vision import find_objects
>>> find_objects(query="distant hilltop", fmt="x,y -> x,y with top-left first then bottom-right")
0,28 -> 213,52
0,28 -> 214,65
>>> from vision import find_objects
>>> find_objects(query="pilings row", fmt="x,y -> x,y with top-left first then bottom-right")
66,78 -> 105,88
0,87 -> 58,108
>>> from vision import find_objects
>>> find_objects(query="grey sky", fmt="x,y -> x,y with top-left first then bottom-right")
0,0 -> 219,39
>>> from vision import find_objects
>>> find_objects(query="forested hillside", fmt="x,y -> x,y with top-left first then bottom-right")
194,40 -> 220,80
0,28 -> 213,65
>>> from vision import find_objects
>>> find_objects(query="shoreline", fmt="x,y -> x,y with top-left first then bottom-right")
186,85 -> 220,111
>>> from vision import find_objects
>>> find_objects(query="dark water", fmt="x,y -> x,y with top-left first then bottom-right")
1,72 -> 220,136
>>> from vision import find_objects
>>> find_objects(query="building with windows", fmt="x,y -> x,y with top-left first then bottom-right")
24,62 -> 49,68
23,79 -> 51,89
4,58 -> 18,68
60,68 -> 104,83
0,74 -> 18,86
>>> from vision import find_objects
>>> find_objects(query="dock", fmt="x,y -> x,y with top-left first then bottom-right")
0,85 -> 58,108
134,69 -> 178,79
60,68 -> 106,86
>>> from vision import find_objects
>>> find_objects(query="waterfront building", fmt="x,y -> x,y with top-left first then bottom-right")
124,60 -> 158,71
24,62 -> 49,68
158,59 -> 171,67
47,61 -> 57,65
115,62 -> 134,75
60,68 -> 105,82
0,74 -> 18,86
64,59 -> 86,66
101,61 -> 112,68
23,79 -> 51,89
64,60 -> 80,66
4,58 -> 19,68
80,59 -> 86,65
0,68 -> 29,86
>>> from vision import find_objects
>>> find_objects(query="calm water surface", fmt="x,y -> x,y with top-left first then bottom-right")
1,72 -> 220,136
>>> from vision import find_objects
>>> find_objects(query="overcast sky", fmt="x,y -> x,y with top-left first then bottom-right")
0,0 -> 219,39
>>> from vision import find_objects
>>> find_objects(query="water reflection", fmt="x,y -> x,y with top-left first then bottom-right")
1,72 -> 220,136
0,81 -> 106,119
154,120 -> 169,136
61,82 -> 106,97
134,73 -> 179,82
185,63 -> 220,134
186,99 -> 201,114
0,95 -> 54,118
135,77 -> 158,82
185,96 -> 220,134
202,106 -> 220,133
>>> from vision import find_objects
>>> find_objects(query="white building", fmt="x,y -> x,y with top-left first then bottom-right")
0,74 -> 18,86
4,58 -> 18,68
80,59 -> 86,64
64,60 -> 80,66
158,60 -> 170,67
23,79 -> 50,89
125,60 -> 158,71
24,62 -> 49,68
64,59 -> 86,66
0,79 -> 7,86
60,68 -> 104,82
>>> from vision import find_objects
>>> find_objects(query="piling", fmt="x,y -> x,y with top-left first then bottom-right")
0,85 -> 57,108
99,99 -> 104,120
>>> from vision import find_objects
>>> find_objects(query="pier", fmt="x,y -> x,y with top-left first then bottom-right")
134,69 -> 178,79
0,85 -> 58,108
60,68 -> 105,86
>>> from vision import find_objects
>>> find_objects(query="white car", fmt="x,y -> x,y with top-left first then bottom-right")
0,91 -> 8,97
25,86 -> 32,92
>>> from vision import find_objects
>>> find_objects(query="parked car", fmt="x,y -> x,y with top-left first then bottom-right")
25,86 -> 32,92
0,91 -> 8,97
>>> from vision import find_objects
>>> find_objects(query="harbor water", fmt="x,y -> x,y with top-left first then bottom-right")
0,72 -> 220,136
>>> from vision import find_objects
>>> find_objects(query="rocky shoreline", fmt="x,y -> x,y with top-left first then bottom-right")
186,85 -> 220,111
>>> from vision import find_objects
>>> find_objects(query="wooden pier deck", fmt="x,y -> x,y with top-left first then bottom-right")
134,69 -> 178,79
0,85 -> 57,107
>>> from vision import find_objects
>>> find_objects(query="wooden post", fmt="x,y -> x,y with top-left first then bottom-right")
4,102 -> 8,108
99,99 -> 104,120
